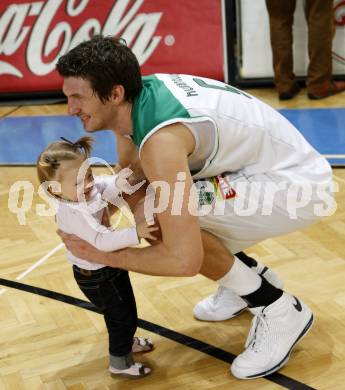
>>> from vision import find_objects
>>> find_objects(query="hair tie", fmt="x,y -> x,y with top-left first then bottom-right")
44,156 -> 60,169
60,137 -> 82,149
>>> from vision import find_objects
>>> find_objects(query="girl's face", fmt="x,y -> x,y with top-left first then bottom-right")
53,156 -> 94,202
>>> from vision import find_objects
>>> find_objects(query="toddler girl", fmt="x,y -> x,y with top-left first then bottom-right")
37,136 -> 157,378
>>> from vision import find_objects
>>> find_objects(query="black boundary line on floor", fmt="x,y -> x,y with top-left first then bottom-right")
1,163 -> 344,169
0,278 -> 316,390
0,106 -> 22,120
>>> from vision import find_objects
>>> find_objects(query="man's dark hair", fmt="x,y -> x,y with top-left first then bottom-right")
56,35 -> 142,102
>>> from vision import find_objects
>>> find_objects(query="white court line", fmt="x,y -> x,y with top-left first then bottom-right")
0,242 -> 65,296
334,174 -> 345,185
323,155 -> 345,159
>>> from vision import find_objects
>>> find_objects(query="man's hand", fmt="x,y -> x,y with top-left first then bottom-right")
57,229 -> 111,265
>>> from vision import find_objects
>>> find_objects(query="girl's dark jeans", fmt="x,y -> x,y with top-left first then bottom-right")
73,265 -> 138,358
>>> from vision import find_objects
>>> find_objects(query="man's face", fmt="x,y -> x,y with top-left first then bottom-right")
62,77 -> 115,132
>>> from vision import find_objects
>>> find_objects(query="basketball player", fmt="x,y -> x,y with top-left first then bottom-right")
56,35 -> 334,379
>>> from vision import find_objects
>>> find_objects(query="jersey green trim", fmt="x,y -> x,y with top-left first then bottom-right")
131,75 -> 191,148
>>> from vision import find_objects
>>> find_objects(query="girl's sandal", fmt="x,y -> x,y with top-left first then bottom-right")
109,362 -> 151,378
132,336 -> 154,353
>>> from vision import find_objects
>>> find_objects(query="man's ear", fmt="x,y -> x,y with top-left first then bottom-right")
110,85 -> 126,104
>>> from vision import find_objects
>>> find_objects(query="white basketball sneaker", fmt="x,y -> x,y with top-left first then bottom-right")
230,293 -> 314,379
193,286 -> 248,321
193,263 -> 283,321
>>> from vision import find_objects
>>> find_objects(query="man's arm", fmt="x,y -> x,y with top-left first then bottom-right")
116,133 -> 137,168
116,134 -> 145,182
60,124 -> 203,277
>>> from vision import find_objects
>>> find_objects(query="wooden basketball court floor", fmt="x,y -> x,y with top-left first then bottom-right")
0,89 -> 344,390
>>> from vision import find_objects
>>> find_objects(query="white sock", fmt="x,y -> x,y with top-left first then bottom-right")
217,256 -> 262,296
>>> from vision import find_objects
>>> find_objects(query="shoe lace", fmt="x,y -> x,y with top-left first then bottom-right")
212,286 -> 226,304
245,313 -> 270,353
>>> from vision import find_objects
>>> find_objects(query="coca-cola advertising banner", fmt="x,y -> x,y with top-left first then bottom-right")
0,0 -> 224,95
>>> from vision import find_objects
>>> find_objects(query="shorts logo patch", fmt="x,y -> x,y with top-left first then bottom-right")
194,174 -> 236,208
215,175 -> 236,200
198,183 -> 216,206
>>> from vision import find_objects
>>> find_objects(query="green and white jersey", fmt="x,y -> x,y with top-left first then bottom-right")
131,74 -> 331,183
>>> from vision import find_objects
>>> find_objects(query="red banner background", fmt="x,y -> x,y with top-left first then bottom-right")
0,0 -> 224,94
